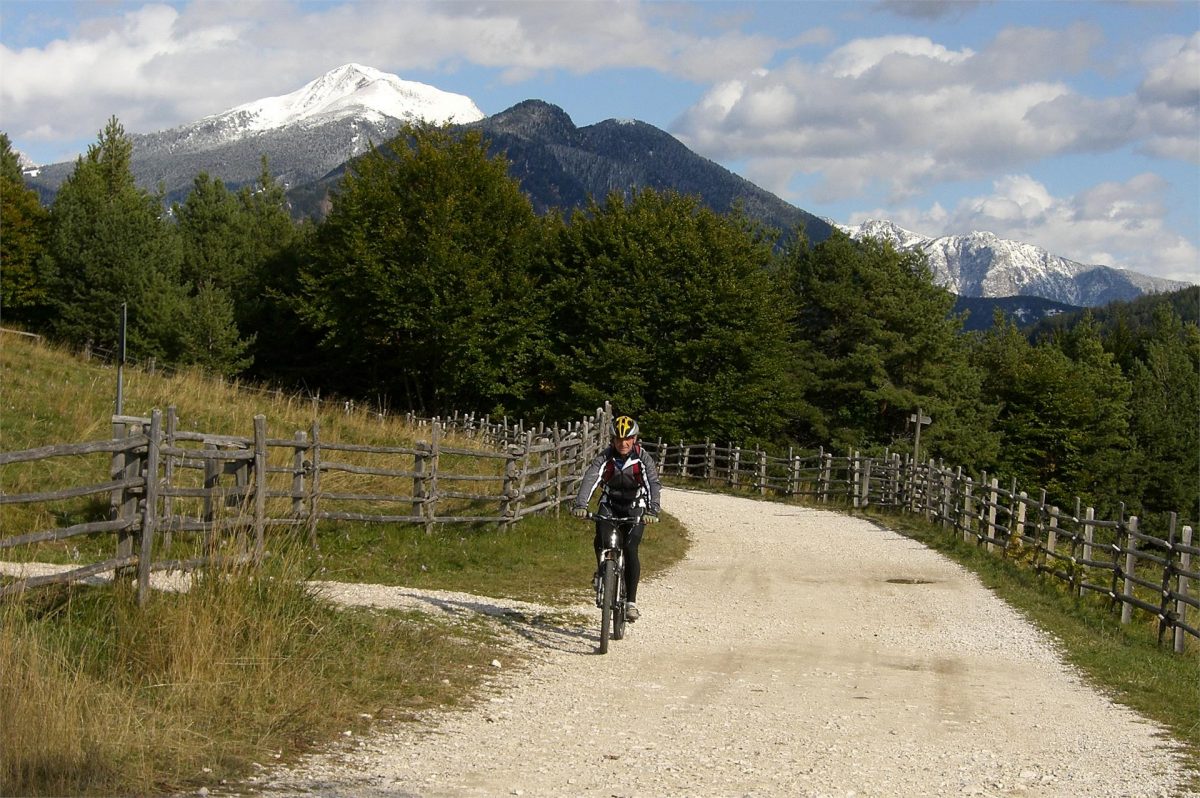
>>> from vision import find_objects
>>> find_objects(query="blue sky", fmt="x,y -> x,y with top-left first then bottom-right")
2,0 -> 1197,283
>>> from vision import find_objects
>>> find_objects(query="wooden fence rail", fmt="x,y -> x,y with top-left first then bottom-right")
1,406 -> 612,604
642,440 -> 1197,654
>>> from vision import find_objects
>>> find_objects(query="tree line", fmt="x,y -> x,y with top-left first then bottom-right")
2,119 -> 1196,523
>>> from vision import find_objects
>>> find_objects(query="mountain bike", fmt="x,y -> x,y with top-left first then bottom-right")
586,512 -> 639,654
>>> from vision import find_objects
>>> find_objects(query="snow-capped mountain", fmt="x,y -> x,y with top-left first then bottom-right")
25,64 -> 485,204
183,63 -> 483,141
839,219 -> 1190,307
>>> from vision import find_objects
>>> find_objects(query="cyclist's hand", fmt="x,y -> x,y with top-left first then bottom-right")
643,514 -> 659,524
571,507 -> 589,519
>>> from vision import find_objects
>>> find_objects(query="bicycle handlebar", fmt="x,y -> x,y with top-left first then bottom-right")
584,512 -> 657,523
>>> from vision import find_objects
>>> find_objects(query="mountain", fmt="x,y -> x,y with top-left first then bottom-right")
289,99 -> 836,244
952,294 -> 1080,332
841,219 -> 1190,307
23,64 -> 483,205
26,64 -> 832,244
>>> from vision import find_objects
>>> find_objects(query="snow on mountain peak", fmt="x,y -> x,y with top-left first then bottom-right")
839,218 -> 1189,306
215,63 -> 484,133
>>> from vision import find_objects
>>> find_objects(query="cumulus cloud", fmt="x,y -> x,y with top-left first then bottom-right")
673,21 -> 1196,206
855,174 -> 1199,283
1136,32 -> 1200,163
0,0 -> 790,157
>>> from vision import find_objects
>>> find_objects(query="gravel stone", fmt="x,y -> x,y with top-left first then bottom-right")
251,488 -> 1193,797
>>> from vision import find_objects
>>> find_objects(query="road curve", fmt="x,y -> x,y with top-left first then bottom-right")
257,487 -> 1191,798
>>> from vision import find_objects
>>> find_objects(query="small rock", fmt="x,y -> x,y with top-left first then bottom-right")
491,659 -> 502,668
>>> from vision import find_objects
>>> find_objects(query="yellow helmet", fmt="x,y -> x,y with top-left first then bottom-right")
610,415 -> 639,439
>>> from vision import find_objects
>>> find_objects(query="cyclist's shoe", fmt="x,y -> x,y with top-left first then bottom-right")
625,602 -> 640,622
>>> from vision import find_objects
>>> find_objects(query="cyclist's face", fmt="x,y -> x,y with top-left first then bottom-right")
613,435 -> 636,456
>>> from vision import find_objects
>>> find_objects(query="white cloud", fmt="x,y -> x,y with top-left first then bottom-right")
856,174 -> 1199,283
674,22 -> 1197,204
0,0 -> 791,155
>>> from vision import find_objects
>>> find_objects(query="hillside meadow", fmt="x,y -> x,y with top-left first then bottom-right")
0,332 -> 689,795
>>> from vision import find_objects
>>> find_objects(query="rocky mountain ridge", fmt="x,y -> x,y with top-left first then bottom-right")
840,219 -> 1190,307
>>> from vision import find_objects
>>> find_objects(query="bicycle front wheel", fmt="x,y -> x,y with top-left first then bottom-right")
599,560 -> 617,654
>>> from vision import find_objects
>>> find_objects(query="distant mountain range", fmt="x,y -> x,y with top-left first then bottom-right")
20,63 -> 1190,313
839,219 -> 1189,308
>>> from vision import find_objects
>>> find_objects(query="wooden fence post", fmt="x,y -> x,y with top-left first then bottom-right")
253,415 -> 267,560
1121,516 -> 1139,625
510,431 -> 533,529
851,452 -> 861,509
819,449 -> 831,503
961,477 -> 974,542
986,478 -> 999,553
138,410 -> 161,606
757,449 -> 768,496
164,406 -> 177,548
111,418 -> 128,545
292,431 -> 307,518
1080,506 -> 1095,597
413,442 -> 429,522
427,423 -> 441,533
117,423 -> 142,580
307,419 -> 321,549
553,426 -> 564,514
785,447 -> 795,496
1045,506 -> 1060,571
924,459 -> 936,521
500,446 -> 519,522
730,446 -> 740,488
705,439 -> 715,482
1177,525 -> 1193,654
1013,491 -> 1028,547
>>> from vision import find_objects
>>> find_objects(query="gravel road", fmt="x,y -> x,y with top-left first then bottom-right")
250,487 -> 1192,797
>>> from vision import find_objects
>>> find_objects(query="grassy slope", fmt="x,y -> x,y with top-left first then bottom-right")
0,334 -> 689,795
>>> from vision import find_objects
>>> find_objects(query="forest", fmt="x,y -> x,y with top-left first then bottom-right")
2,119 -> 1197,524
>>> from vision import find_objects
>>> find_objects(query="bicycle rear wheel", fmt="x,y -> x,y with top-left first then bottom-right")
599,560 -> 617,654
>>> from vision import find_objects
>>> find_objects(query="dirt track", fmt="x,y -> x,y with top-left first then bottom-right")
256,487 -> 1190,797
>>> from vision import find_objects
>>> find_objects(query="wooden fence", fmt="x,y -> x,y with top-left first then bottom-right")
642,439 -> 1197,654
4,406 -> 1195,654
0,406 -> 612,604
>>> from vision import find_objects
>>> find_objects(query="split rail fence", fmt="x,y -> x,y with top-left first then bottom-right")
1,406 -> 610,604
3,404 -> 1195,654
642,439 -> 1197,654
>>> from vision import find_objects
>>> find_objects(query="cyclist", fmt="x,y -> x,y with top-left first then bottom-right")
571,415 -> 662,621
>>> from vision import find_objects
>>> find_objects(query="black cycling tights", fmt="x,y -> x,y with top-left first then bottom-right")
594,520 -> 645,602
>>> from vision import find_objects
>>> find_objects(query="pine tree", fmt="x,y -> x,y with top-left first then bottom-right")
1127,304 -> 1199,520
0,133 -> 52,326
786,231 -> 996,461
46,117 -> 188,360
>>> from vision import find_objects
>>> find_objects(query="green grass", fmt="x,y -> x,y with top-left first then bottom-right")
305,512 -> 690,602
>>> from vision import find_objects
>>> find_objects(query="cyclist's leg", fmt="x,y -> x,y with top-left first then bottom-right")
624,522 -> 645,602
593,517 -> 613,570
